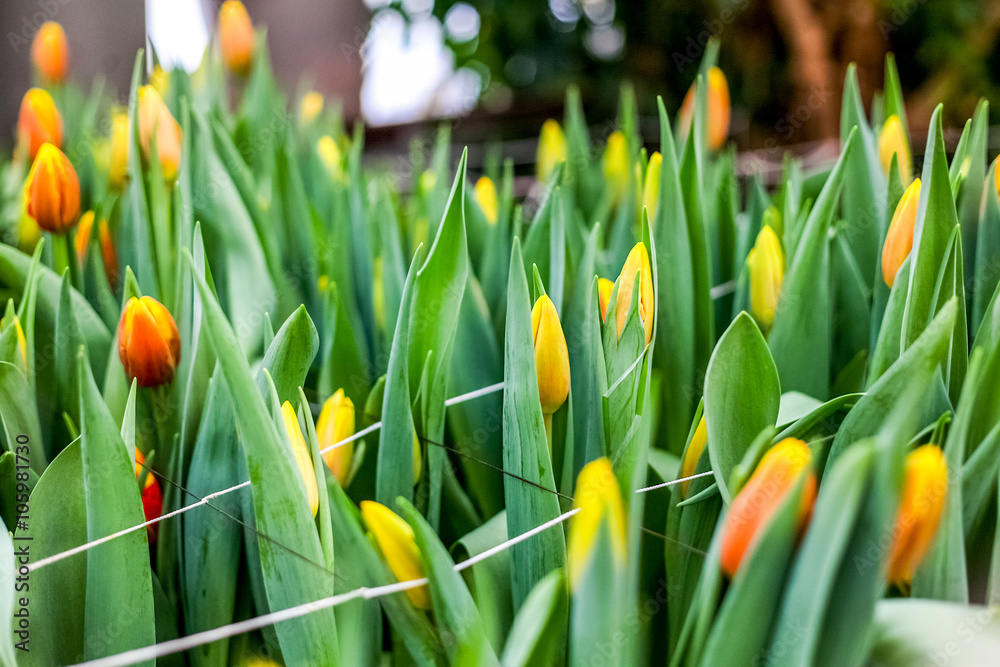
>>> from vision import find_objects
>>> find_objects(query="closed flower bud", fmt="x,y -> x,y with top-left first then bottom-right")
219,0 -> 255,75
31,21 -> 69,83
360,501 -> 430,609
25,143 -> 80,234
568,457 -> 626,588
17,88 -> 62,161
413,430 -> 423,485
531,295 -> 570,415
1,315 -> 28,371
108,109 -> 129,190
602,130 -> 629,202
317,389 -> 355,486
598,278 -> 614,323
643,152 -> 662,223
137,85 -> 182,183
474,176 -> 499,225
679,416 -> 707,498
879,115 -> 912,186
134,450 -> 163,543
680,66 -> 731,151
887,444 -> 947,585
615,242 -> 654,345
720,438 -> 815,578
536,119 -> 567,184
316,135 -> 343,182
281,401 -> 320,517
747,225 -> 783,331
75,212 -> 119,287
882,178 -> 921,287
299,91 -> 324,126
117,296 -> 180,388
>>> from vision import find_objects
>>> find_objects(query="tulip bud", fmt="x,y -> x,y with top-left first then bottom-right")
316,135 -> 343,182
281,401 -> 320,517
602,130 -> 629,203
17,88 -> 62,161
25,143 -> 80,234
882,178 -> 921,288
531,295 -> 570,415
615,242 -> 654,345
413,430 -> 423,485
219,0 -> 255,75
747,225 -> 783,331
150,66 -> 169,95
537,119 -> 567,184
299,91 -> 324,126
568,457 -> 626,588
1,315 -> 28,371
75,212 -> 119,287
598,278 -> 614,323
108,109 -> 129,191
360,501 -> 430,609
134,450 -> 163,543
75,210 -> 94,264
317,389 -> 355,486
887,444 -> 947,585
117,296 -> 180,388
474,176 -> 499,225
679,416 -> 707,498
879,115 -> 912,186
994,158 -> 1000,201
680,66 -> 731,151
720,438 -> 815,578
31,21 -> 69,83
137,85 -> 182,183
642,152 -> 662,223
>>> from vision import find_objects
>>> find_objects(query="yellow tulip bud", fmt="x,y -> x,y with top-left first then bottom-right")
679,416 -> 707,498
536,119 -> 567,184
1,315 -> 28,371
597,278 -> 614,323
137,86 -> 182,183
17,88 -> 62,162
219,0 -> 255,76
615,242 -> 654,345
413,430 -> 423,485
680,66 -> 731,151
360,501 -> 430,609
994,158 -> 1000,201
316,135 -> 343,182
602,130 -> 629,203
747,225 -> 784,331
31,21 -> 69,84
280,401 -> 320,517
720,438 -> 815,578
882,178 -> 921,288
149,66 -> 169,96
108,109 -> 129,191
299,91 -> 324,126
642,152 -> 662,223
887,444 -> 947,585
568,457 -> 626,588
474,176 -> 499,225
419,170 -> 437,196
531,295 -> 570,415
317,389 -> 355,486
879,115 -> 912,186
25,143 -> 80,234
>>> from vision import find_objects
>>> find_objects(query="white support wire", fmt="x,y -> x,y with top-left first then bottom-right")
635,470 -> 715,494
69,509 -> 580,667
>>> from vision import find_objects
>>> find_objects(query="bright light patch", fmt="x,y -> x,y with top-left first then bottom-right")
146,0 -> 210,72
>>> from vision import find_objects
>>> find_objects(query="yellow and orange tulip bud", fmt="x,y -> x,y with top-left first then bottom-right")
882,178 -> 921,288
474,176 -> 499,225
679,416 -> 708,498
117,296 -> 180,388
747,225 -> 783,331
316,135 -> 343,183
879,115 -> 912,186
75,210 -> 94,264
642,152 -> 662,223
615,242 -> 654,345
680,66 -> 731,151
75,212 -> 119,287
568,457 -> 626,588
108,109 -> 130,190
887,444 -> 947,585
25,143 -> 80,234
598,278 -> 614,323
134,450 -> 163,542
17,88 -> 62,161
531,295 -> 570,415
360,501 -> 430,609
31,22 -> 69,83
536,119 -> 567,184
602,130 -> 629,202
281,401 -> 320,517
219,0 -> 255,75
994,158 -> 1000,201
299,91 -> 324,126
137,85 -> 182,183
317,389 -> 355,486
1,315 -> 28,371
720,438 -> 815,578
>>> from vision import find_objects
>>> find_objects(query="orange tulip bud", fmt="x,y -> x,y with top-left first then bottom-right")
134,450 -> 163,543
117,296 -> 181,388
615,242 -> 654,345
75,212 -> 119,287
680,66 -> 731,151
17,88 -> 62,161
25,143 -> 80,234
598,278 -> 614,323
317,389 -> 356,486
720,438 -> 815,578
281,401 -> 320,517
679,416 -> 708,498
882,178 -> 921,287
360,501 -> 430,609
137,86 -> 182,183
531,295 -> 570,415
31,21 -> 69,83
219,0 -> 255,75
75,210 -> 94,264
108,109 -> 130,191
887,444 -> 947,585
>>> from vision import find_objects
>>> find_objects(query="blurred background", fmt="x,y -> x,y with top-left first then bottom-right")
3,0 -> 1000,160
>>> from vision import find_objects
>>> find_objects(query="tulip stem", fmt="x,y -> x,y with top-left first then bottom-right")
50,232 -> 73,285
544,412 -> 554,459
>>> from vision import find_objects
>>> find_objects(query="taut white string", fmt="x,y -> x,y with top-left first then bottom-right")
634,471 -> 715,494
